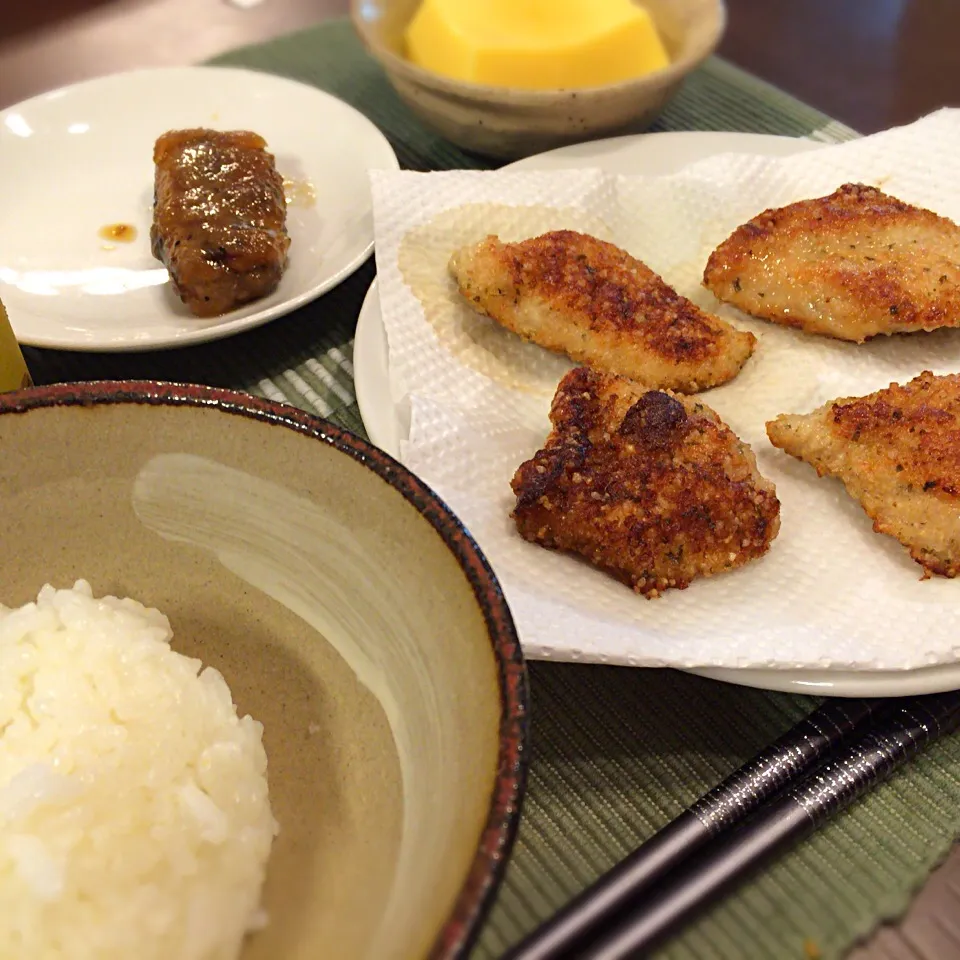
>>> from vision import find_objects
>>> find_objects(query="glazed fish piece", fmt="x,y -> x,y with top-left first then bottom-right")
450,230 -> 755,393
151,128 -> 290,318
511,366 -> 781,598
703,183 -> 960,342
767,370 -> 960,577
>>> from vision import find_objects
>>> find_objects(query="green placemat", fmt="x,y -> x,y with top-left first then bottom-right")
22,20 -> 960,960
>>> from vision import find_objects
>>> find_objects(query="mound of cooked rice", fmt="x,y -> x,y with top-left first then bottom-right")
0,581 -> 278,960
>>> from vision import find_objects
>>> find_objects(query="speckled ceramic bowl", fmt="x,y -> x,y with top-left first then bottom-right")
352,0 -> 726,160
0,381 -> 528,960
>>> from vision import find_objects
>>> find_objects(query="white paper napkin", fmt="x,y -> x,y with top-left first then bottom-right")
370,109 -> 960,671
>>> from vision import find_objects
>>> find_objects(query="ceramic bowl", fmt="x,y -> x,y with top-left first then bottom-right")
352,0 -> 726,160
0,381 -> 528,960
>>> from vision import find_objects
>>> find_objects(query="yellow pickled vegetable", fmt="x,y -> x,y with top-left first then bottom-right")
0,299 -> 32,393
405,0 -> 670,90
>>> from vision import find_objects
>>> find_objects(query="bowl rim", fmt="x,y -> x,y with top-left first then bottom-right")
351,0 -> 727,103
0,378 -> 530,960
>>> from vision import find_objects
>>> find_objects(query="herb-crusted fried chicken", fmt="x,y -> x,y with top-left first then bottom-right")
511,367 -> 781,597
450,230 -> 755,393
703,183 -> 960,343
767,371 -> 960,578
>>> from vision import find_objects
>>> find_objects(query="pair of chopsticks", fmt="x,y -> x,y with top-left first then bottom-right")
504,691 -> 960,960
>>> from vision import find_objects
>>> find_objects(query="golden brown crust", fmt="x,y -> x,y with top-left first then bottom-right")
767,371 -> 960,577
703,183 -> 960,343
451,230 -> 755,393
511,367 -> 781,597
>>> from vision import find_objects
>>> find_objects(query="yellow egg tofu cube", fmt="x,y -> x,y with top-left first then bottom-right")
404,0 -> 671,90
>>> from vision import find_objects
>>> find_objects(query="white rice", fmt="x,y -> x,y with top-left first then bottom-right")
0,581 -> 279,960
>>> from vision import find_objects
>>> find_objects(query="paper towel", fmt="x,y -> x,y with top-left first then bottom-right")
370,109 -> 960,671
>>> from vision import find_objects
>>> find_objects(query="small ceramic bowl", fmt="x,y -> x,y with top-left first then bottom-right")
0,381 -> 528,960
352,0 -> 726,160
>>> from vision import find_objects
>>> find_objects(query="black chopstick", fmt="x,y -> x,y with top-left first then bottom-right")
581,691 -> 960,959
504,696 -> 883,960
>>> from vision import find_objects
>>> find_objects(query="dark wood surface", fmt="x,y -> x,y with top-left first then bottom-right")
2,0 -> 959,132
2,3 -> 960,959
720,0 -> 960,134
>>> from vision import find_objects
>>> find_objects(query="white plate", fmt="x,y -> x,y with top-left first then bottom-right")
354,129 -> 960,697
355,132 -> 817,473
0,66 -> 399,352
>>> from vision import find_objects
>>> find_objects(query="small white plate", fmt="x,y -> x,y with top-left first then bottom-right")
355,129 -> 960,697
0,66 -> 399,352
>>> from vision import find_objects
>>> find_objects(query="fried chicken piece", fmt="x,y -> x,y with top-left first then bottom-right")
152,129 -> 289,318
767,371 -> 960,577
450,230 -> 755,393
703,183 -> 960,343
511,367 -> 781,597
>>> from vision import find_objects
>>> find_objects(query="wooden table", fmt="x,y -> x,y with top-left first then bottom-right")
2,0 -> 958,130
2,2 -> 959,958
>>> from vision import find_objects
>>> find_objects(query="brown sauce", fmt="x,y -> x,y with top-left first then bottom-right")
98,223 -> 138,243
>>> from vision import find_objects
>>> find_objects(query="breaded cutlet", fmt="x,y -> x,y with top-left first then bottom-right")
450,230 -> 755,393
703,183 -> 960,343
767,371 -> 960,578
511,366 -> 781,597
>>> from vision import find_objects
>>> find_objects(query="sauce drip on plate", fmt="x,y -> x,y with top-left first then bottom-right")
283,178 -> 317,208
98,223 -> 138,243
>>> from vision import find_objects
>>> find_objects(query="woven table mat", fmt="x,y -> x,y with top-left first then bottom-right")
22,20 -> 960,960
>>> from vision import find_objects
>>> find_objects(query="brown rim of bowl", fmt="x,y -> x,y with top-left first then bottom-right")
0,379 -> 529,960
350,0 -> 727,103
